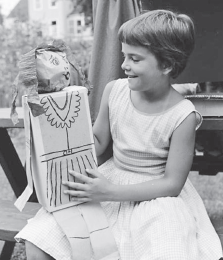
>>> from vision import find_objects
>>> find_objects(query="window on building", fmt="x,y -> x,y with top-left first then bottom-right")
34,0 -> 42,10
69,20 -> 75,34
50,0 -> 57,7
77,20 -> 81,26
77,29 -> 82,34
51,21 -> 57,36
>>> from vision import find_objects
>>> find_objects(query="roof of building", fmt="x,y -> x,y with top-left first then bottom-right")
67,4 -> 83,18
7,0 -> 28,21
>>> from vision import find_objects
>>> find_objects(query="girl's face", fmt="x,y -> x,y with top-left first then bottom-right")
121,43 -> 169,93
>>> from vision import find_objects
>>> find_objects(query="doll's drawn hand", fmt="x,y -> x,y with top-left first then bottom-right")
62,169 -> 114,202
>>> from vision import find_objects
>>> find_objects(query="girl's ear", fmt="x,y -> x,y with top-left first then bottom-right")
162,63 -> 172,75
163,66 -> 172,75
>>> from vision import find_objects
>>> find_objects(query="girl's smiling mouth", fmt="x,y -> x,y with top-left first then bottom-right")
127,75 -> 138,78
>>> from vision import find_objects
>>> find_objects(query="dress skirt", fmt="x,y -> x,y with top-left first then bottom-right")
15,158 -> 223,260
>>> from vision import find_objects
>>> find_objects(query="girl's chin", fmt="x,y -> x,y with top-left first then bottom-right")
128,78 -> 139,90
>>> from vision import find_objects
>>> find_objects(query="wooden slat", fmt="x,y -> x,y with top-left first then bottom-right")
192,155 -> 223,175
0,241 -> 15,260
0,108 -> 24,128
199,117 -> 223,130
0,129 -> 27,197
211,218 -> 223,246
0,107 -> 223,131
0,200 -> 41,242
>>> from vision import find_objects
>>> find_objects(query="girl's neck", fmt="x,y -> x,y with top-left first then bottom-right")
140,84 -> 172,102
130,85 -> 183,115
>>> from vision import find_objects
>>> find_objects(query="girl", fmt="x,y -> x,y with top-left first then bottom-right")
16,10 -> 223,260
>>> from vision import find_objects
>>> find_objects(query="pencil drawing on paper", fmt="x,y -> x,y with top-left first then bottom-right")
37,90 -> 97,207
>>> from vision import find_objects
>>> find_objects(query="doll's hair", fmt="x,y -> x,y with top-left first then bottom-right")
118,9 -> 195,79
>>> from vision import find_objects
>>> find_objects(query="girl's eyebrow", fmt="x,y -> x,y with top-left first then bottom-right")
121,51 -> 143,57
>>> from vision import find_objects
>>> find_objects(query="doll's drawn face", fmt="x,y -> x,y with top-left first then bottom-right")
37,50 -> 71,93
49,52 -> 70,81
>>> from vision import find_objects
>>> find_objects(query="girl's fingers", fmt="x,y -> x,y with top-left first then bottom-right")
62,180 -> 87,190
68,170 -> 92,183
85,168 -> 100,178
64,190 -> 85,197
64,190 -> 91,202
72,197 -> 91,202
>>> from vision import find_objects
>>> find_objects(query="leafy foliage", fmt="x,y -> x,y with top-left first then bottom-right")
70,0 -> 93,25
0,22 -> 48,107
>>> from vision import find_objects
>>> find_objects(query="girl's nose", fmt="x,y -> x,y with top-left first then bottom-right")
121,58 -> 130,71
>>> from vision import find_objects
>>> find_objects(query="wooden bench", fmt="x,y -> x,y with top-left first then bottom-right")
211,218 -> 223,247
0,199 -> 41,260
0,199 -> 222,259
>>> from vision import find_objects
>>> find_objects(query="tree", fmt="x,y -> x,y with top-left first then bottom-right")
0,5 -> 4,25
71,0 -> 93,25
0,21 -> 50,107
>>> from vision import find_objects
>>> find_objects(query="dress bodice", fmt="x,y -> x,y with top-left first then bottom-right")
109,79 -> 202,175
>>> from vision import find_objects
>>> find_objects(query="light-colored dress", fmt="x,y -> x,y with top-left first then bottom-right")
15,78 -> 223,259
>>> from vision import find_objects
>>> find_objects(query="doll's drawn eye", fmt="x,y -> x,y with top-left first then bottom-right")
61,55 -> 69,64
49,55 -> 60,66
63,67 -> 70,80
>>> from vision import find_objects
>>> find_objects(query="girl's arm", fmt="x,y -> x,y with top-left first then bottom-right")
109,112 -> 196,201
93,80 -> 115,156
63,112 -> 197,202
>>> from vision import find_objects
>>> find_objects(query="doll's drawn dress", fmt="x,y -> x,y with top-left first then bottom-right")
15,78 -> 223,260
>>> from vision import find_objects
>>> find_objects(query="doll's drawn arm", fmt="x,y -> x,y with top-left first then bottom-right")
93,80 -> 115,157
64,113 -> 196,202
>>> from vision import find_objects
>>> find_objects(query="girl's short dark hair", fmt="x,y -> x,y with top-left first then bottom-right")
118,9 -> 195,79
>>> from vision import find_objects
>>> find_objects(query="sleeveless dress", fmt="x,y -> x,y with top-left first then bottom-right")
15,78 -> 223,259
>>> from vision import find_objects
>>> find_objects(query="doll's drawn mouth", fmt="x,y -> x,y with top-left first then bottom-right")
63,72 -> 70,80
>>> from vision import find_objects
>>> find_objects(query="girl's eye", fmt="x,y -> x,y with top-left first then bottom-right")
122,54 -> 140,62
131,57 -> 140,62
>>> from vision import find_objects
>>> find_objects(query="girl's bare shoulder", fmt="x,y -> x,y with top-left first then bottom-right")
105,80 -> 117,91
169,87 -> 185,106
101,80 -> 117,102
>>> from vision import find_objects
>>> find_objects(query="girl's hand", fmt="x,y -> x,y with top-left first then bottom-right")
62,169 -> 114,203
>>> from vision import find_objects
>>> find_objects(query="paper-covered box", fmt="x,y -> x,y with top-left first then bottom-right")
16,86 -> 97,212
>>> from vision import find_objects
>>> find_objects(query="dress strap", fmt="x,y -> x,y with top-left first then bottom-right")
108,78 -> 128,106
174,99 -> 203,131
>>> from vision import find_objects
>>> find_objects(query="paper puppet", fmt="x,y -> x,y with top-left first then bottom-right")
21,86 -> 97,211
12,41 -> 119,260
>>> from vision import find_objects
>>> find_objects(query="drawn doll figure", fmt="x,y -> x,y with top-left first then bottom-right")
13,41 -> 119,260
27,86 -> 97,211
40,89 -> 97,208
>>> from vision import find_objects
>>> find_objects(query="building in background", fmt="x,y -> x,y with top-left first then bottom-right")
6,0 -> 92,40
4,0 -> 28,28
